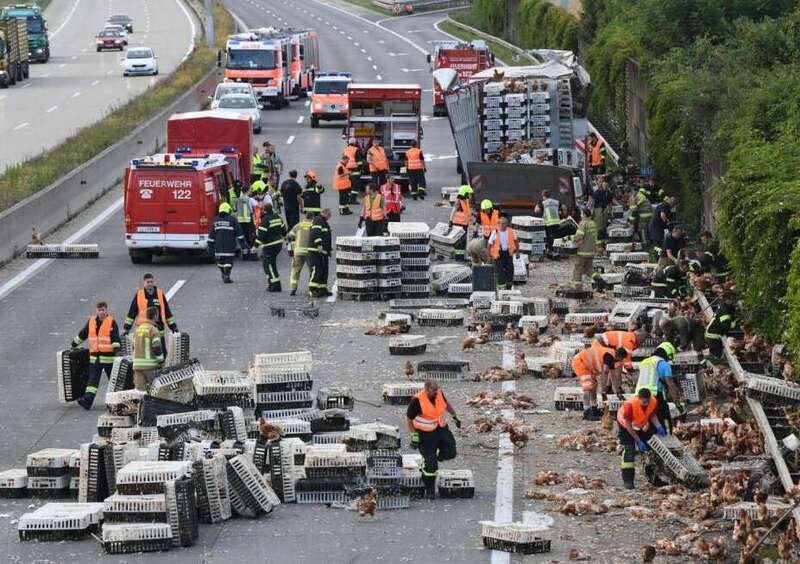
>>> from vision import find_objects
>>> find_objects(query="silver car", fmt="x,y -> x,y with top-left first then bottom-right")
215,93 -> 262,134
122,47 -> 158,76
210,82 -> 256,109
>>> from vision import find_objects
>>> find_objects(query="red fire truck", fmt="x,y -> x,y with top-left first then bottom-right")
166,111 -> 253,183
124,154 -> 234,264
428,40 -> 494,116
346,83 -> 422,185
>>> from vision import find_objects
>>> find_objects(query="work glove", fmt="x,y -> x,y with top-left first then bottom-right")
70,342 -> 78,349
655,425 -> 666,437
410,431 -> 419,450
169,324 -> 178,333
358,217 -> 364,228
636,439 -> 648,452
452,414 -> 462,429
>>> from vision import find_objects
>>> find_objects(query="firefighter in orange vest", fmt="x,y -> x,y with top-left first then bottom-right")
571,341 -> 627,421
343,138 -> 364,192
595,325 -> 639,395
359,183 -> 386,237
589,132 -> 605,174
488,217 -> 518,290
406,380 -> 461,500
617,388 -> 665,489
333,155 -> 353,216
71,301 -> 121,409
449,186 -> 472,261
367,137 -> 389,188
478,199 -> 500,239
123,273 -> 177,337
405,140 -> 426,200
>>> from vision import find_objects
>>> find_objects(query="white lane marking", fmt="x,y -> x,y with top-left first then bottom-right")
49,0 -> 81,40
376,75 -> 382,80
366,56 -> 372,61
165,279 -> 186,301
491,343 -> 517,564
71,91 -> 81,98
0,94 -> 6,101
81,48 -> 87,53
46,105 -> 58,113
22,83 -> 31,89
13,122 -> 29,131
354,42 -> 359,47
326,280 -> 337,303
229,7 -> 249,31
297,116 -> 304,124
372,65 -> 378,70
41,73 -> 50,78
346,36 -> 352,40
360,48 -> 366,53
379,40 -> 385,44
106,69 -> 114,75
173,0 -> 198,61
0,198 -> 124,302
71,56 -> 77,60
91,80 -> 100,86
304,100 -> 310,107
286,135 -> 295,145
58,64 -> 66,68
332,25 -> 337,30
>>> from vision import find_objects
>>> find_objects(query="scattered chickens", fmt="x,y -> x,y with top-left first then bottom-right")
522,325 -> 539,346
364,325 -> 402,336
466,390 -> 536,410
357,488 -> 377,517
504,322 -> 518,341
30,227 -> 43,245
403,361 -> 414,377
258,418 -> 283,440
473,366 -> 517,382
559,499 -> 608,516
640,544 -> 656,563
533,470 -> 561,486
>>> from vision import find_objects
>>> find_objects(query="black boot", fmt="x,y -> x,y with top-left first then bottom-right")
290,289 -> 297,296
77,394 -> 94,410
582,409 -> 593,421
422,475 -> 436,500
622,467 -> 635,490
223,275 -> 233,284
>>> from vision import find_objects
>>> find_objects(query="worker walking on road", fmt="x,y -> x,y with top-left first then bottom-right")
405,140 -> 427,200
71,302 -> 121,409
705,291 -> 738,360
255,202 -> 287,292
450,186 -> 472,261
280,170 -> 303,230
541,190 -> 563,253
287,213 -> 314,296
572,341 -> 627,420
478,199 -> 500,240
380,174 -> 403,223
343,139 -> 364,193
406,380 -> 461,500
301,170 -> 325,216
359,183 -> 386,236
367,137 -> 389,188
308,208 -> 332,298
123,273 -> 177,337
333,156 -> 354,216
488,217 -> 518,290
132,307 -> 164,391
573,207 -> 600,288
208,202 -> 245,284
635,342 -> 684,433
234,186 -> 256,249
617,388 -> 665,489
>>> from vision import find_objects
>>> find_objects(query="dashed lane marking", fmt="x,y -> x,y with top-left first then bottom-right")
46,105 -> 58,113
13,122 -> 29,131
286,135 -> 296,145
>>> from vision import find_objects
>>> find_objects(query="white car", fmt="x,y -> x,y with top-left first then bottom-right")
122,47 -> 158,76
104,24 -> 128,45
215,93 -> 262,134
210,82 -> 257,109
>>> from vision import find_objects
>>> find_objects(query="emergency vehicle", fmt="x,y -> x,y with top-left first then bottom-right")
309,72 -> 351,128
166,112 -> 253,183
124,154 -> 234,264
346,83 -> 422,185
224,27 -> 318,108
428,40 -> 493,116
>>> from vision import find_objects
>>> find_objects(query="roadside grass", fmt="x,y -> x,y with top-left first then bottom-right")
340,0 -> 393,16
0,1 -> 233,212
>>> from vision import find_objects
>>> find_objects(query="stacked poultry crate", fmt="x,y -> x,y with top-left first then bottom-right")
296,448 -> 367,505
248,351 -> 314,420
18,502 -> 104,541
26,448 -> 79,498
389,222 -> 431,298
335,236 -> 380,300
372,236 -> 403,299
511,216 -> 546,259
430,222 -> 465,260
480,79 -> 552,159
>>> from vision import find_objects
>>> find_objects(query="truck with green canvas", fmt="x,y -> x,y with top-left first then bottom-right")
0,16 -> 29,88
0,4 -> 48,63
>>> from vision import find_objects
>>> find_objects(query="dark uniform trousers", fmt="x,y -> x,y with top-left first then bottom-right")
619,425 -> 654,484
308,251 -> 329,294
495,250 -> 514,289
262,246 -> 282,291
419,425 -> 457,489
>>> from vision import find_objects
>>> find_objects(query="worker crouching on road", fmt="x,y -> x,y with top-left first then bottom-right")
617,388 -> 665,489
255,202 -> 287,292
208,202 -> 245,284
488,217 -> 518,290
308,208 -> 333,298
359,183 -> 386,237
635,342 -> 684,433
287,213 -> 314,296
407,380 -> 461,500
132,306 -> 164,391
71,301 -> 121,409
571,341 -> 627,421
594,324 -> 638,395
449,186 -> 472,261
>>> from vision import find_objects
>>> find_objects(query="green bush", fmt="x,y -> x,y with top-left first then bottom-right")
472,0 -> 505,37
516,0 -> 579,52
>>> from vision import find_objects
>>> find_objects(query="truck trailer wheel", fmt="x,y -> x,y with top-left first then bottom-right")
22,63 -> 29,79
129,249 -> 153,264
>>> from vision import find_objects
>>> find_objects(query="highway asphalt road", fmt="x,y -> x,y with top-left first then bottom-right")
0,2 -> 523,562
0,0 -> 197,170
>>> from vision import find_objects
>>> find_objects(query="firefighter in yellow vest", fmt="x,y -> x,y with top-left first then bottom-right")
617,388 -> 664,489
132,307 -> 164,391
478,199 -> 500,239
488,217 -> 518,290
573,207 -> 601,288
406,380 -> 461,500
405,140 -> 426,200
359,183 -> 386,237
449,186 -> 472,261
333,155 -> 354,216
71,301 -> 121,409
287,213 -> 314,296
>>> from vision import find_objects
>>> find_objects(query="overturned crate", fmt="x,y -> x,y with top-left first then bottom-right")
26,244 -> 99,259
480,521 -> 551,555
389,335 -> 428,355
227,454 -> 280,517
415,360 -> 470,382
745,377 -> 800,406
57,348 -> 89,403
149,359 -> 202,405
646,434 -> 708,488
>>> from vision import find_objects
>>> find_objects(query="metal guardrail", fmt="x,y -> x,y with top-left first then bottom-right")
375,0 -> 470,11
443,17 -> 537,65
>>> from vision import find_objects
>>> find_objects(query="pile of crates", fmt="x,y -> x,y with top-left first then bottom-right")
389,222 -> 432,298
480,80 -> 552,158
248,351 -> 314,419
511,216 -> 546,259
430,222 -> 465,260
335,236 -> 402,300
24,448 -> 79,498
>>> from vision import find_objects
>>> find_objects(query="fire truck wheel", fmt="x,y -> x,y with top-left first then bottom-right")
129,249 -> 153,264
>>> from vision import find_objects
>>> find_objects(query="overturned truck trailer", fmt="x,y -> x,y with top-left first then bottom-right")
444,51 -> 591,214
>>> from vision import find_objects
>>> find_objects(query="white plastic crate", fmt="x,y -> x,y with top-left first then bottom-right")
104,493 -> 167,516
97,414 -> 134,437
480,520 -> 551,549
227,454 -> 281,515
107,356 -> 134,393
27,475 -> 70,490
384,313 -> 412,327
194,370 -> 251,395
18,502 -> 104,539
26,243 -> 99,259
605,242 -> 642,253
0,468 -> 28,489
388,222 -> 430,237
430,222 -> 465,245
305,451 -> 367,468
564,312 -> 609,326
607,226 -> 634,239
335,250 -> 377,262
401,283 -> 432,295
248,368 -> 312,388
220,406 -> 248,441
518,315 -> 548,330
608,302 -> 646,329
336,263 -> 378,275
271,418 -> 312,437
722,500 -> 792,521
746,377 -> 800,405
312,432 -> 350,445
417,308 -> 465,326
156,410 -> 217,429
383,382 -> 424,404
496,289 -> 522,300
195,454 -> 231,523
440,186 -> 460,200
149,360 -> 200,404
102,522 -> 173,554
448,282 -> 473,295
260,408 -> 316,421
389,334 -> 428,355
110,426 -> 159,446
116,460 -> 193,492
255,390 -> 314,406
401,257 -> 432,268
105,390 -> 146,416
610,251 -> 650,266
646,435 -> 708,485
490,300 -> 524,315
26,448 -> 78,473
336,278 -> 378,289
678,373 -> 702,404
251,350 -> 312,369
438,469 -> 474,488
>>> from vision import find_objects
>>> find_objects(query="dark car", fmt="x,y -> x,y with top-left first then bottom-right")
96,29 -> 125,52
108,14 -> 134,33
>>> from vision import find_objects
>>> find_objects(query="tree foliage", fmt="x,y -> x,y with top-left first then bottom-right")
516,0 -> 579,52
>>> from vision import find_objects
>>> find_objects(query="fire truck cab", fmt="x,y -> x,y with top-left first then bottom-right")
124,154 -> 234,264
310,72 -> 352,128
428,39 -> 493,116
346,83 -> 422,186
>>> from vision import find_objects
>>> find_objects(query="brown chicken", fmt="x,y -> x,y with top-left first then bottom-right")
462,336 -> 477,351
365,325 -> 401,336
258,418 -> 283,441
30,227 -> 44,245
522,325 -> 539,346
600,406 -> 613,431
640,545 -> 656,563
404,361 -> 414,377
504,322 -> 518,341
357,488 -> 378,517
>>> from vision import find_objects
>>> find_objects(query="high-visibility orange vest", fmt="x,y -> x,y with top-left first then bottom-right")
452,199 -> 471,226
88,315 -> 114,354
405,147 -> 424,171
616,397 -> 658,430
489,227 -> 517,259
479,209 -> 500,237
367,146 -> 389,173
333,163 -> 351,191
136,288 -> 166,327
412,389 -> 447,432
591,140 -> 604,166
344,145 -> 360,170
598,331 -> 637,368
363,193 -> 385,221
572,340 -> 615,375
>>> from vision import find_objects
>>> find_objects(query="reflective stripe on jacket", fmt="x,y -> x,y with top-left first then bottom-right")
412,390 -> 447,432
